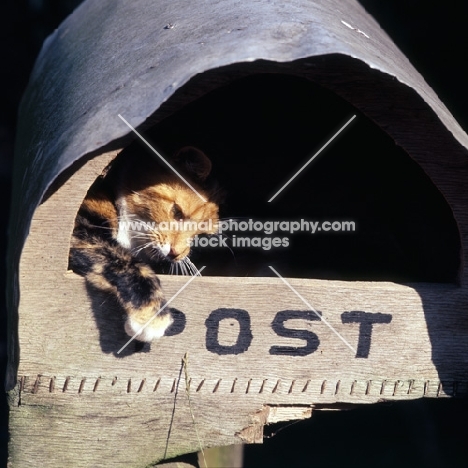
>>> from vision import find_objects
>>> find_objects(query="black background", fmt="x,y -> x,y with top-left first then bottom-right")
1,1 -> 468,466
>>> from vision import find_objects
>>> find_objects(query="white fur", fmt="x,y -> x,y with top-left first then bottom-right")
125,311 -> 175,342
125,317 -> 167,342
116,197 -> 132,249
158,243 -> 171,257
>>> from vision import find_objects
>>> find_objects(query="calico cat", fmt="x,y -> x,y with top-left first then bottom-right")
69,146 -> 221,342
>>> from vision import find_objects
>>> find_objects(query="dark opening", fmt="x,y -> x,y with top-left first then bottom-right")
137,73 -> 461,283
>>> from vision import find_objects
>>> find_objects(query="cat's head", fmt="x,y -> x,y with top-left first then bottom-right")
115,146 -> 220,265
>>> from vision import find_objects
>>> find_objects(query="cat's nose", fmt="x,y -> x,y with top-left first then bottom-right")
167,247 -> 179,260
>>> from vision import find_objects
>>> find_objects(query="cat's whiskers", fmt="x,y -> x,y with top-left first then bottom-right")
184,256 -> 201,276
130,235 -> 151,242
169,256 -> 201,277
115,213 -> 137,224
131,240 -> 154,257
214,232 -> 235,258
147,242 -> 170,262
81,222 -> 114,231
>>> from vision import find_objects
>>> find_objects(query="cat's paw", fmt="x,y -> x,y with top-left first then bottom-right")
124,308 -> 174,342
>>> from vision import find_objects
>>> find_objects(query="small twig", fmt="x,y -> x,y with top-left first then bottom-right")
183,352 -> 207,468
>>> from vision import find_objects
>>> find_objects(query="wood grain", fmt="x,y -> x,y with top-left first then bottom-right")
8,148 -> 468,466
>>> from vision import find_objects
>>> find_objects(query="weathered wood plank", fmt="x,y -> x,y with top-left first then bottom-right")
16,272 -> 468,384
7,143 -> 468,466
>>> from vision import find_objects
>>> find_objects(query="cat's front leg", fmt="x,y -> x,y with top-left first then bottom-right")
70,241 -> 173,342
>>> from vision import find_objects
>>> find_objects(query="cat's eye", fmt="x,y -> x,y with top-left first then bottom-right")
172,204 -> 184,220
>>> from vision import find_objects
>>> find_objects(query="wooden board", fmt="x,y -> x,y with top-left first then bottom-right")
8,149 -> 468,467
10,277 -> 468,466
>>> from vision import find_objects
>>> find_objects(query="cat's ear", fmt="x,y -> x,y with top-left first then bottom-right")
174,146 -> 212,182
